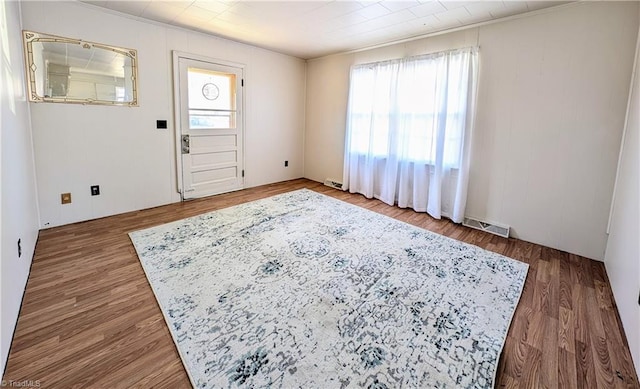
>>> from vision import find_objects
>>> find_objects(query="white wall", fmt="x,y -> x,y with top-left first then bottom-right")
304,2 -> 639,260
0,0 -> 40,375
604,22 -> 640,377
20,1 -> 306,228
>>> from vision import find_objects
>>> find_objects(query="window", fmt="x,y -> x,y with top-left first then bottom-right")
343,47 -> 478,222
346,49 -> 473,168
187,67 -> 236,130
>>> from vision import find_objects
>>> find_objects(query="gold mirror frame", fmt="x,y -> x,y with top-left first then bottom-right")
23,30 -> 138,106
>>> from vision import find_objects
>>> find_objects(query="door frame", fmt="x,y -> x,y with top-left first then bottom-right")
172,51 -> 246,200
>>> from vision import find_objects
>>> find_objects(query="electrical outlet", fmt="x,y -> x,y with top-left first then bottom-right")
284,160 -> 289,167
61,193 -> 72,204
91,185 -> 100,196
17,238 -> 22,258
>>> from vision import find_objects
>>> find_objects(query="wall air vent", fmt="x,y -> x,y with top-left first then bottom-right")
323,179 -> 343,190
463,217 -> 510,238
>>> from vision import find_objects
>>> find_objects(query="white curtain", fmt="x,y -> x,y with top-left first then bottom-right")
342,47 -> 478,223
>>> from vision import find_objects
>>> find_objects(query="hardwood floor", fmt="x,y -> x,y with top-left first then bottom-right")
4,178 -> 638,388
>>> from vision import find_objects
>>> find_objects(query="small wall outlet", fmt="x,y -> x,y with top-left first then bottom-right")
61,192 -> 72,204
284,160 -> 289,167
91,185 -> 100,196
156,120 -> 167,129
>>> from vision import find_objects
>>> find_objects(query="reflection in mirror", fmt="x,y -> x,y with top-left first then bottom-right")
23,31 -> 138,106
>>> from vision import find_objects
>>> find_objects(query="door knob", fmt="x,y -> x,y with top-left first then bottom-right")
181,135 -> 190,154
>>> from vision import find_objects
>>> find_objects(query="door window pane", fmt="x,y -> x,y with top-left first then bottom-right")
187,67 -> 236,129
189,110 -> 234,129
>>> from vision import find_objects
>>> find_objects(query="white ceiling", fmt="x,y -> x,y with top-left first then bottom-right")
82,1 -> 570,59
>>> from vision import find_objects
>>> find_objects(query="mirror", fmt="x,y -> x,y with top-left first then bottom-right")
22,30 -> 138,106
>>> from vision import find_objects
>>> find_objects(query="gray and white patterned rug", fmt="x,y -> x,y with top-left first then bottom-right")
129,189 -> 528,389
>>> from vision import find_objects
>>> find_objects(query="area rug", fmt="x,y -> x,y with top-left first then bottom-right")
129,189 -> 528,388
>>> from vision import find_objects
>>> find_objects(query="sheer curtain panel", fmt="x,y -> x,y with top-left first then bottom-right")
342,47 -> 478,223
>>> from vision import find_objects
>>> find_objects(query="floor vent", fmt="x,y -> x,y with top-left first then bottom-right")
323,179 -> 343,190
463,217 -> 510,238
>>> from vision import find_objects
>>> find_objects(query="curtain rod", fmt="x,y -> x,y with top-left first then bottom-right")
352,46 -> 478,69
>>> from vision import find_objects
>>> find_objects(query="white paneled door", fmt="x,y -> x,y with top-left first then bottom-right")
176,56 -> 244,200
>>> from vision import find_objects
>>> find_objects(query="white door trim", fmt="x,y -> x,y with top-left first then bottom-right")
172,51 -> 246,200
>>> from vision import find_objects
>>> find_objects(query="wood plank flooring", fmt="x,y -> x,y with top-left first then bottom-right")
4,178 -> 638,388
